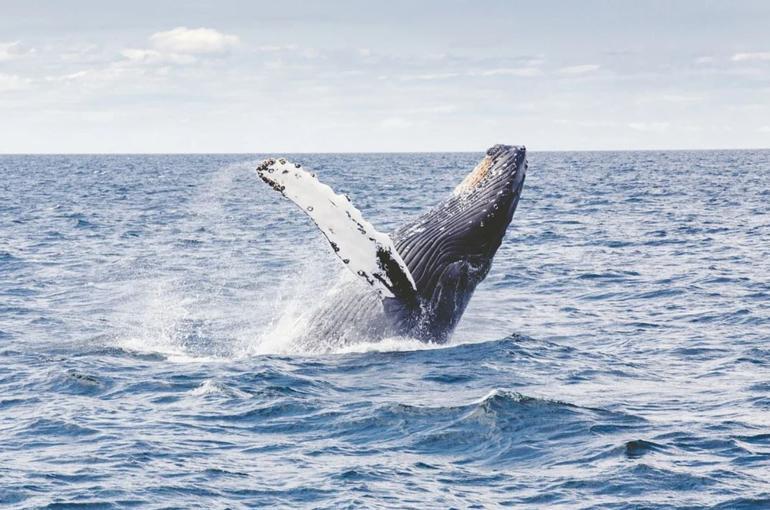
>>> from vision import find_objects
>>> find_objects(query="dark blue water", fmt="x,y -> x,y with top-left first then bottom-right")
1,151 -> 769,508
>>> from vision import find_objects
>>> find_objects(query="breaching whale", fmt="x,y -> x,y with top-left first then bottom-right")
257,144 -> 527,346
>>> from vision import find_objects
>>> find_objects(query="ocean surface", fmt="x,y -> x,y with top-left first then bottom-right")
1,150 -> 769,509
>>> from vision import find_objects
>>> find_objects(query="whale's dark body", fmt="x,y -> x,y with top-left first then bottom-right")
259,144 -> 527,346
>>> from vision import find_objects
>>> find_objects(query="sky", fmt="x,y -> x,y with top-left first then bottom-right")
1,0 -> 769,153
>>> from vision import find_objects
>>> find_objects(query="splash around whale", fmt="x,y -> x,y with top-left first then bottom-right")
257,144 -> 527,348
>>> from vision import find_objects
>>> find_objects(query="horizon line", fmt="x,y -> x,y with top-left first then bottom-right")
2,147 -> 769,156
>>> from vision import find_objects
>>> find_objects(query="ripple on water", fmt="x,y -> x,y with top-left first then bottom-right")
1,151 -> 769,508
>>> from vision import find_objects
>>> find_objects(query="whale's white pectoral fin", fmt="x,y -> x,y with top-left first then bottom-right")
257,158 -> 417,301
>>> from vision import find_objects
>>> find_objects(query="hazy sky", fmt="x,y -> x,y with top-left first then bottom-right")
2,0 -> 769,152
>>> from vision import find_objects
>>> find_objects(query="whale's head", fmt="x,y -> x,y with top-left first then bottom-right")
450,144 -> 527,237
393,144 -> 527,341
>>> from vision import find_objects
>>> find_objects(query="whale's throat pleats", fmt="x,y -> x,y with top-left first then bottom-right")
392,145 -> 526,304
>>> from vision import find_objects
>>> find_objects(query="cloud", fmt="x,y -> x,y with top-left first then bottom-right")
43,65 -> 138,87
521,57 -> 545,67
375,106 -> 457,130
759,126 -> 770,133
119,27 -> 239,66
380,117 -> 412,129
695,56 -> 714,64
731,52 -> 770,62
44,70 -> 89,82
121,48 -> 162,62
149,27 -> 239,55
387,104 -> 458,115
628,122 -> 669,133
636,92 -> 703,105
400,72 -> 459,81
255,44 -> 298,52
408,104 -> 457,114
478,67 -> 542,77
0,41 -> 34,61
120,48 -> 196,65
559,64 -> 600,75
660,94 -> 702,103
554,119 -> 618,128
0,73 -> 29,92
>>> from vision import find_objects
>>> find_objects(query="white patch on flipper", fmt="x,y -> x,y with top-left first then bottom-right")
257,158 -> 416,299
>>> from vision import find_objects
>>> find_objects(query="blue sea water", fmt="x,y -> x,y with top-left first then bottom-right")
1,150 -> 769,508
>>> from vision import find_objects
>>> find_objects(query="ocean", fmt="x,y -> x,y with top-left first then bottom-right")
1,150 -> 769,508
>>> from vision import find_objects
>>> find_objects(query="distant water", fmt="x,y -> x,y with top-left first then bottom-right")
1,151 -> 769,508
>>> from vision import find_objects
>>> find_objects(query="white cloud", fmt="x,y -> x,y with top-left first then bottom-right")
759,126 -> 770,133
122,48 -> 161,61
554,119 -> 618,128
43,65 -> 136,87
695,56 -> 714,64
0,73 -> 29,91
149,27 -> 239,55
118,27 -> 239,66
628,122 -> 670,133
559,64 -> 600,75
299,47 -> 321,59
661,94 -> 702,103
0,41 -> 33,61
411,104 -> 457,114
255,44 -> 298,52
392,104 -> 457,115
44,70 -> 89,82
120,48 -> 196,65
380,117 -> 412,129
401,72 -> 459,81
521,57 -> 545,67
57,44 -> 105,64
478,67 -> 542,77
731,52 -> 770,62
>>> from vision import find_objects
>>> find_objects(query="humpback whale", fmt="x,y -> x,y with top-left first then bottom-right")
257,144 -> 527,346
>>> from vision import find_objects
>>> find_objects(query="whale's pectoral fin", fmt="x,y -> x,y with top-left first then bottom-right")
257,158 -> 417,302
